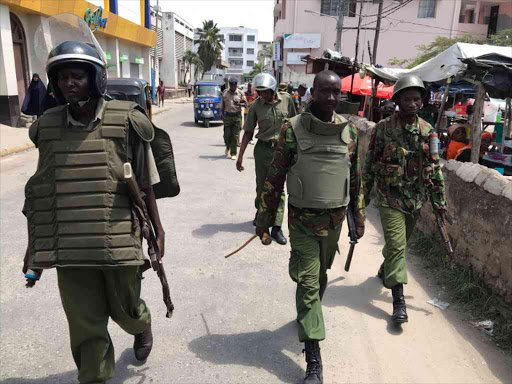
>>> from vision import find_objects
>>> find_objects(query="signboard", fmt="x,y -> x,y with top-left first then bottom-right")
283,33 -> 321,49
120,54 -> 129,62
287,52 -> 307,65
105,52 -> 111,60
135,57 -> 144,64
84,7 -> 108,29
272,41 -> 281,61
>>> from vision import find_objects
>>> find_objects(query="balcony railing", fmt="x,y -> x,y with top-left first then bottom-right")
228,52 -> 243,57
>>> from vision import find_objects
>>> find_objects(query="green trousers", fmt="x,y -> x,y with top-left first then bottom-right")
254,140 -> 285,226
288,216 -> 341,342
57,267 -> 151,384
379,206 -> 417,288
223,115 -> 241,156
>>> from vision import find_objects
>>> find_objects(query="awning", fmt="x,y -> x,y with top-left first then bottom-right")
341,75 -> 393,99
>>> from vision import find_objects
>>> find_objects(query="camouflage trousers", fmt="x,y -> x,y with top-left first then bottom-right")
254,140 -> 285,226
57,267 -> 151,384
223,115 -> 241,156
288,212 -> 341,342
379,206 -> 417,288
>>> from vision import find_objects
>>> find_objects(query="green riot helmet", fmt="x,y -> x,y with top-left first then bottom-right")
392,75 -> 426,101
46,41 -> 107,104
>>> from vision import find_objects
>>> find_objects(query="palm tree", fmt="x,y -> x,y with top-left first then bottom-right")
183,50 -> 199,82
195,20 -> 223,73
192,56 -> 204,80
249,62 -> 267,77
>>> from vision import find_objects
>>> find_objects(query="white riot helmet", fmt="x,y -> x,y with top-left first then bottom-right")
253,73 -> 277,92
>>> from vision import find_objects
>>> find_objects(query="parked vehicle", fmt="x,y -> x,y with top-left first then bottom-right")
106,78 -> 153,120
194,81 -> 223,128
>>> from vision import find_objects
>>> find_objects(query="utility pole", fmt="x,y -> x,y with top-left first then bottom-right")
372,0 -> 383,64
335,0 -> 345,53
349,0 -> 364,99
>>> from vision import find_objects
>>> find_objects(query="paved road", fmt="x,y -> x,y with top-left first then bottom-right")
1,103 -> 511,384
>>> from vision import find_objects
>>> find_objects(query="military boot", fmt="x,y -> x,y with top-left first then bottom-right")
303,341 -> 323,384
134,323 -> 153,361
271,226 -> 287,245
391,284 -> 408,323
252,211 -> 258,226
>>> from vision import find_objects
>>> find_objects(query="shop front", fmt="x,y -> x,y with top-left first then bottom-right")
0,0 -> 156,126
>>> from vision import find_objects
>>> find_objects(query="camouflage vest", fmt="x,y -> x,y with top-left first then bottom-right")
24,101 -> 148,269
287,113 -> 351,209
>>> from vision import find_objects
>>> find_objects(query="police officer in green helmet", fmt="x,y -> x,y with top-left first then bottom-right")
22,40 -> 166,383
363,75 -> 447,323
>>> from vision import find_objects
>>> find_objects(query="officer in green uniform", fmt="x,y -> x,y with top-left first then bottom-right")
363,75 -> 447,323
221,77 -> 247,159
237,73 -> 296,245
22,41 -> 166,383
255,70 -> 366,384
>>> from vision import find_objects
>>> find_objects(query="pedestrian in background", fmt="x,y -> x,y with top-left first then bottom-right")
187,81 -> 192,97
221,77 -> 247,160
255,70 -> 365,384
157,80 -> 165,107
294,83 -> 308,113
237,73 -> 296,246
21,73 -> 47,118
363,75 -> 447,324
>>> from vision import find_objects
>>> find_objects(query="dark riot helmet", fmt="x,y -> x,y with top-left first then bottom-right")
46,41 -> 107,104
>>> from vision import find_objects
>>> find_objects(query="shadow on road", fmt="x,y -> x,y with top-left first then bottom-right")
192,221 -> 254,238
323,276 -> 433,335
198,155 -> 230,161
188,321 -> 303,384
181,121 -> 223,128
0,348 -> 148,384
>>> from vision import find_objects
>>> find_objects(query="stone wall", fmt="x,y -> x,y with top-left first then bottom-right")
416,161 -> 512,303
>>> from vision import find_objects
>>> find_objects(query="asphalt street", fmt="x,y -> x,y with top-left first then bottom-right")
1,103 -> 511,384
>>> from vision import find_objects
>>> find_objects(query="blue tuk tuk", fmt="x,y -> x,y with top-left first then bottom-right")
194,81 -> 223,127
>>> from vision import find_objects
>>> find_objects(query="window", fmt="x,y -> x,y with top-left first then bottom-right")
247,60 -> 255,67
229,35 -> 242,42
247,48 -> 254,55
229,59 -> 243,68
321,0 -> 356,18
228,48 -> 243,57
247,35 -> 255,42
418,0 -> 436,18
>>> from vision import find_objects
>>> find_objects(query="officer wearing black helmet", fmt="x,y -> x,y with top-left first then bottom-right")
22,40 -> 165,383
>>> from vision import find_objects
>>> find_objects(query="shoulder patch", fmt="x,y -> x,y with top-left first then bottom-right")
128,108 -> 155,142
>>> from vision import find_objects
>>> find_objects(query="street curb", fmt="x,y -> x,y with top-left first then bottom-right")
0,142 -> 35,158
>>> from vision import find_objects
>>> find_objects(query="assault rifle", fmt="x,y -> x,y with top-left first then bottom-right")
431,201 -> 454,256
344,202 -> 358,272
124,162 -> 174,319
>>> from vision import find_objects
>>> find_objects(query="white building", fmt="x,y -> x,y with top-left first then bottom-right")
258,41 -> 273,70
219,27 -> 259,84
159,12 -> 195,89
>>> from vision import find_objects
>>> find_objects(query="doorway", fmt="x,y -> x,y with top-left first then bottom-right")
10,13 -> 29,109
488,5 -> 499,37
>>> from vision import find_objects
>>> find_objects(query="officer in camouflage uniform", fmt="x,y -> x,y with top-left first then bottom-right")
363,75 -> 447,323
221,77 -> 247,159
237,73 -> 296,245
255,71 -> 365,384
22,41 -> 166,383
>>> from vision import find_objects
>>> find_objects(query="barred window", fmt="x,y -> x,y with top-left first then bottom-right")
247,48 -> 254,54
321,0 -> 356,18
247,35 -> 255,42
247,60 -> 255,67
229,35 -> 242,42
418,0 -> 437,18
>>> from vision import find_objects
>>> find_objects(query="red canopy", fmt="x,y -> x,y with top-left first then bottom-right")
341,75 -> 394,99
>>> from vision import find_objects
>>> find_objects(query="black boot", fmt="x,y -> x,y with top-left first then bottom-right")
391,284 -> 408,323
271,226 -> 287,245
252,211 -> 258,226
133,323 -> 153,361
303,341 -> 323,384
377,263 -> 384,282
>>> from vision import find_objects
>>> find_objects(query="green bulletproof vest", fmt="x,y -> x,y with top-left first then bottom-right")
287,113 -> 352,209
24,101 -> 147,269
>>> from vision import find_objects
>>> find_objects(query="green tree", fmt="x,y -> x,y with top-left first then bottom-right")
258,44 -> 273,62
388,30 -> 512,68
183,50 -> 199,83
195,20 -> 223,73
192,56 -> 204,80
249,62 -> 267,77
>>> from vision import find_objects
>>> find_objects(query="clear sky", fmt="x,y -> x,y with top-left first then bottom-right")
150,0 -> 275,42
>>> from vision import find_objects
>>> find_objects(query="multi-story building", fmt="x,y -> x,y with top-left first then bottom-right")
220,27 -> 259,84
158,12 -> 195,89
273,0 -> 512,86
258,41 -> 273,70
0,0 -> 156,126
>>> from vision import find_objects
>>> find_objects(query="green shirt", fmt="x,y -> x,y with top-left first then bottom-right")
363,114 -> 447,215
256,109 -> 366,237
243,91 -> 297,142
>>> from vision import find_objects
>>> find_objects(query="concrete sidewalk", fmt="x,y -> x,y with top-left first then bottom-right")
0,98 -> 189,158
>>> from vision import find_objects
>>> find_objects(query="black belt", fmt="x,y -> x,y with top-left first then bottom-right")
225,112 -> 241,117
